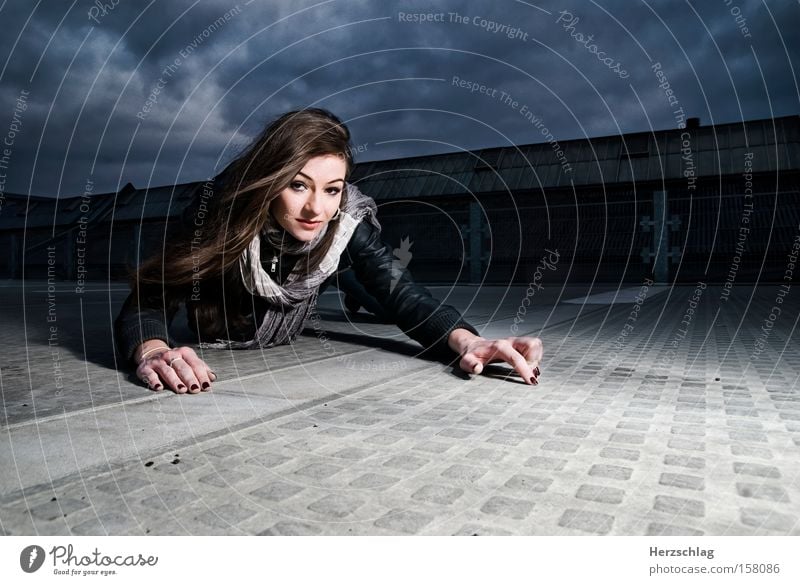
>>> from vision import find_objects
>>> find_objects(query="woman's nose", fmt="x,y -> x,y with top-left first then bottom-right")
304,189 -> 325,215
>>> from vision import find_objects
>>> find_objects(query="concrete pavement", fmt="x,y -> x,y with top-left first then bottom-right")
0,280 -> 798,535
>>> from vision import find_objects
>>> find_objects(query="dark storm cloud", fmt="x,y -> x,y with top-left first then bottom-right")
0,0 -> 796,197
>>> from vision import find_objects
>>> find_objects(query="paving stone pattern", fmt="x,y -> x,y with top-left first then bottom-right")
0,285 -> 798,535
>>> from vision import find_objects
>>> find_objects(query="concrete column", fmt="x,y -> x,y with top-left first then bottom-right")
469,201 -> 482,284
653,190 -> 669,284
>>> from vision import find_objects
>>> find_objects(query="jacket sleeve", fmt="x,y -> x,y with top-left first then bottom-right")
114,283 -> 183,366
113,182 -> 210,366
343,219 -> 479,357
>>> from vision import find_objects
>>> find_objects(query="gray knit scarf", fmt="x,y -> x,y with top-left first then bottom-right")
199,182 -> 381,349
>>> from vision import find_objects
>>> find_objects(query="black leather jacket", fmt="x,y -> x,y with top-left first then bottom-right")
114,201 -> 478,366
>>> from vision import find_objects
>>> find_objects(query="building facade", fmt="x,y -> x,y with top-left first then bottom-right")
2,115 -> 798,286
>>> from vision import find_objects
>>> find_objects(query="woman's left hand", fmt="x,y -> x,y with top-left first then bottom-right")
448,329 -> 543,385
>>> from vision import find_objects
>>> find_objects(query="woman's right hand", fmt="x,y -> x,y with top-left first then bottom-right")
134,342 -> 216,394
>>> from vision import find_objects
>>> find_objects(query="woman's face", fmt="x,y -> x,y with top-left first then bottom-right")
270,154 -> 346,242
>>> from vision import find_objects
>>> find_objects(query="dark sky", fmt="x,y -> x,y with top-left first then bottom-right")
0,0 -> 797,197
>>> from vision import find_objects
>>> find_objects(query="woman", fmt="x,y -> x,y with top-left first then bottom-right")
115,108 -> 543,393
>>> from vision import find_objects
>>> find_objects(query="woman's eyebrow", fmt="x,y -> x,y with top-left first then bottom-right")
296,171 -> 344,185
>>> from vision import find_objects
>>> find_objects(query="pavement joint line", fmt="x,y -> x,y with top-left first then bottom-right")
0,300 -> 680,502
4,285 -> 799,535
0,360 -> 436,505
0,305 -> 612,432
0,345 -> 391,432
207,344 -> 386,386
0,396 -> 168,432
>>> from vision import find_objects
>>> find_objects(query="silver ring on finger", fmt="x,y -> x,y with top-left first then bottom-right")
168,356 -> 184,367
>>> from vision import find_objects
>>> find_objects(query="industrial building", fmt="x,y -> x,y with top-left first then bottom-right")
2,114 -> 797,286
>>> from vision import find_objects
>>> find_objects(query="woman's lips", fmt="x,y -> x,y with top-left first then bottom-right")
296,218 -> 321,229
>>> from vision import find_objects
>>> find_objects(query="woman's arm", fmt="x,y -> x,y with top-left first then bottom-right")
114,283 -> 179,364
344,221 -> 543,384
115,179 -> 225,393
343,220 -> 480,354
115,288 -> 217,394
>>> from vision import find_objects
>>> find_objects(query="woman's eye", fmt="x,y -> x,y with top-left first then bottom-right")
327,188 -> 341,195
291,181 -> 306,191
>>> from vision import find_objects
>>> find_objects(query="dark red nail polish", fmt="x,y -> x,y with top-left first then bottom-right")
530,376 -> 538,385
191,384 -> 199,391
154,384 -> 162,390
177,384 -> 186,391
534,367 -> 540,376
202,382 -> 210,390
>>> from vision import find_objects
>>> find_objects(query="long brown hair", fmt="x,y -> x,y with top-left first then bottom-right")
132,108 -> 354,338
